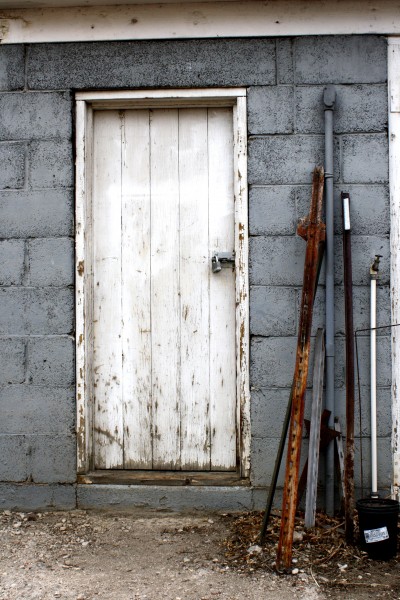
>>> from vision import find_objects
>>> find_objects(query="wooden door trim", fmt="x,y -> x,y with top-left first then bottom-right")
75,88 -> 250,478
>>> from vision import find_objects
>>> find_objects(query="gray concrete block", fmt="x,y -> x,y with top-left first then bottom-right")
307,284 -> 390,337
0,435 -> 28,481
0,46 -> 25,91
250,336 -> 297,388
251,335 -> 345,389
29,140 -> 73,189
78,484 -> 253,511
342,134 -> 388,184
0,339 -> 25,384
250,286 -> 296,336
250,437 -> 307,487
0,288 -> 73,335
249,185 -> 296,236
334,235 -> 389,285
0,190 -> 73,238
354,334 -> 392,388
296,184 -> 389,236
248,86 -> 294,134
354,436 -> 392,489
276,38 -> 294,84
0,483 -> 76,510
294,36 -> 387,84
0,92 -> 72,141
0,143 -> 25,189
28,434 -> 76,483
248,135 -> 340,185
250,236 -> 306,286
335,386 -> 391,438
0,385 -> 75,435
295,84 -> 387,134
27,39 -> 276,89
0,240 -> 25,285
27,336 -> 74,386
250,387 -> 291,438
28,238 -> 74,286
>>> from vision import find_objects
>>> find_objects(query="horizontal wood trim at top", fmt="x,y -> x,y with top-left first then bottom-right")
78,470 -> 249,486
1,1 -> 400,43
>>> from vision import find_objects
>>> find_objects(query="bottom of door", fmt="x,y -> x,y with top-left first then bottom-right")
78,470 -> 249,487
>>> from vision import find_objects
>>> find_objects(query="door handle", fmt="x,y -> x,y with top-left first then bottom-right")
211,251 -> 235,273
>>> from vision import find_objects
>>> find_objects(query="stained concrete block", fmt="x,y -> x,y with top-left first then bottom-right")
296,184 -> 389,236
27,39 -> 276,90
78,484 -> 253,511
0,339 -> 25,384
335,386 -> 392,438
251,335 -> 345,389
29,140 -> 73,188
307,284 -> 390,337
0,385 -> 75,434
28,434 -> 76,483
250,286 -> 296,336
0,435 -> 28,481
0,46 -> 25,91
0,92 -> 72,141
250,236 -> 306,286
0,483 -> 76,510
0,288 -> 73,335
248,135 -> 340,185
28,238 -> 74,286
0,143 -> 25,189
276,38 -> 294,84
294,36 -> 387,84
251,437 -> 288,487
0,240 -> 25,285
250,336 -> 297,388
250,387 -> 291,438
249,185 -> 296,236
354,334 -> 392,388
334,235 -> 389,285
0,190 -> 73,238
295,84 -> 387,134
27,336 -> 74,386
354,436 -> 392,489
342,134 -> 388,184
248,86 -> 294,134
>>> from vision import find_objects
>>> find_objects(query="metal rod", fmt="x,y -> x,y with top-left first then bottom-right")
370,255 -> 381,498
323,85 -> 336,516
276,167 -> 325,570
342,192 -> 355,543
260,243 -> 325,543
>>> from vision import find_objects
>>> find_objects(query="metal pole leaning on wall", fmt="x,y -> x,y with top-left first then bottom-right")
324,85 -> 336,516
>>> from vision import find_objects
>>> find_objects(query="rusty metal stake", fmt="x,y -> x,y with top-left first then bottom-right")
276,167 -> 325,571
342,192 -> 355,543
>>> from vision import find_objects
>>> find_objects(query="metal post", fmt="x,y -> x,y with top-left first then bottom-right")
342,192 -> 355,543
324,85 -> 336,516
370,255 -> 381,498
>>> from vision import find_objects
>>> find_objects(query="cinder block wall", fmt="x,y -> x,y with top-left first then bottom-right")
0,35 -> 390,510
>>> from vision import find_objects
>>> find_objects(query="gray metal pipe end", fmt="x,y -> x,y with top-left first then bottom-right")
323,85 -> 336,109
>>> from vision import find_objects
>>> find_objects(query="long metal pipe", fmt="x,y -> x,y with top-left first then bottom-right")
370,256 -> 381,498
323,85 -> 336,515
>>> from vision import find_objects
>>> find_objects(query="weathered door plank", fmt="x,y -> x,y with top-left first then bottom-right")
92,110 -> 124,469
179,108 -> 211,469
208,108 -> 236,470
121,110 -> 153,469
150,108 -> 181,469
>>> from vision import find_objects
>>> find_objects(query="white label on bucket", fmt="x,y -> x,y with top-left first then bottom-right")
364,526 -> 389,544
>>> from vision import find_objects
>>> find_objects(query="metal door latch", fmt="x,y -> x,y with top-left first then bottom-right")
211,251 -> 235,273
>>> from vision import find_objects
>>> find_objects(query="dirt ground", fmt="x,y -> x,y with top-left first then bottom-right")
0,508 -> 399,600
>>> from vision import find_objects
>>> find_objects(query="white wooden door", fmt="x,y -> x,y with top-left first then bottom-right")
91,107 -> 236,471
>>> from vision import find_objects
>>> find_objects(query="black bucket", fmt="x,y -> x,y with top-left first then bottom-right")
357,498 -> 399,560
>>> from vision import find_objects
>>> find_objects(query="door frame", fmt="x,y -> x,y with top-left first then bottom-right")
75,88 -> 250,478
